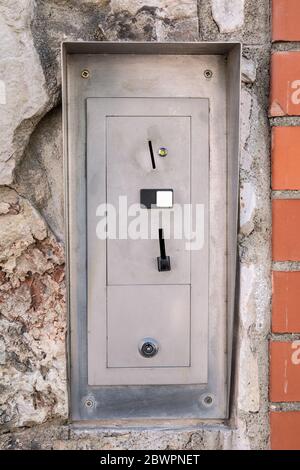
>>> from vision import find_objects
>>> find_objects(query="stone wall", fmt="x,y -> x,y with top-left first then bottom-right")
0,0 -> 271,449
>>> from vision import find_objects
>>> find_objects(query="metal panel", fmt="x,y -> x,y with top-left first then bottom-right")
106,114 -> 191,285
86,98 -> 209,386
62,42 -> 241,421
107,285 -> 190,370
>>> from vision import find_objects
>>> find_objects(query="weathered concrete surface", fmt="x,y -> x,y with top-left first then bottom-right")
105,0 -> 199,41
235,52 -> 271,449
0,421 -> 261,450
0,0 -> 271,450
0,188 -> 67,429
31,0 -> 199,103
13,108 -> 64,241
240,182 -> 256,236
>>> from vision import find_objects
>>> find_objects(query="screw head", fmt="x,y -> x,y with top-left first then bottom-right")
204,395 -> 213,405
84,398 -> 94,408
81,69 -> 90,79
204,69 -> 213,79
200,393 -> 214,407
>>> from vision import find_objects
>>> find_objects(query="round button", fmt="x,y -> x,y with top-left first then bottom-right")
139,338 -> 159,358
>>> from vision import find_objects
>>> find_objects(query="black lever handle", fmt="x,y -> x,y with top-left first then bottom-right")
148,140 -> 156,169
157,228 -> 171,272
159,228 -> 166,259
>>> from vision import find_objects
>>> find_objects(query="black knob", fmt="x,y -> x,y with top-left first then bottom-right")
157,228 -> 171,272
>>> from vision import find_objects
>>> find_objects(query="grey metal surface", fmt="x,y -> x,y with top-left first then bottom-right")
107,285 -> 190,369
86,98 -> 209,386
106,113 -> 191,286
63,41 -> 239,56
62,42 -> 240,421
226,43 -> 242,413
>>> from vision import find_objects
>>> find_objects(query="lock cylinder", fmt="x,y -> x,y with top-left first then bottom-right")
139,338 -> 159,358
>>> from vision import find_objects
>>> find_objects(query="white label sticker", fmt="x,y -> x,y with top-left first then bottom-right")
156,190 -> 173,208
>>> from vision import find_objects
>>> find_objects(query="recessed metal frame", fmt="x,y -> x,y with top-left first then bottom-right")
62,41 -> 241,422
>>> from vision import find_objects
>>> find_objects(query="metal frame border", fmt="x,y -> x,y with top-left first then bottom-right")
61,41 -> 241,423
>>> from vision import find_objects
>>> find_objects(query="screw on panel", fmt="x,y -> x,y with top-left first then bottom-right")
201,393 -> 214,407
81,69 -> 90,79
84,398 -> 94,408
204,69 -> 213,79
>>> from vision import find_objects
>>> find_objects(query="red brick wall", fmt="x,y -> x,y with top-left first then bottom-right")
270,0 -> 300,450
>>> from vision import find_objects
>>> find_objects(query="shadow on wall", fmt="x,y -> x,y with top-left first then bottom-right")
13,107 -> 64,242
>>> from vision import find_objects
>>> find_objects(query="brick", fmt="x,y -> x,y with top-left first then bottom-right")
272,200 -> 300,261
272,272 -> 300,333
270,411 -> 300,449
272,127 -> 300,190
270,52 -> 300,116
273,0 -> 300,41
270,341 -> 300,402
